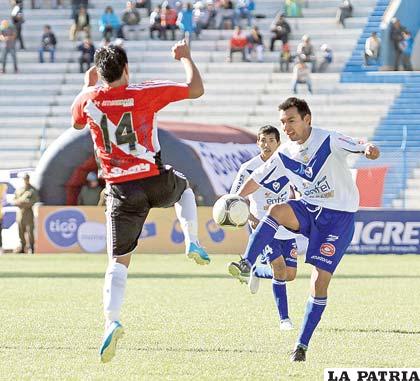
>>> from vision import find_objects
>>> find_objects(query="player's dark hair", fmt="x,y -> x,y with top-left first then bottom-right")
278,97 -> 312,121
94,45 -> 128,84
257,125 -> 280,142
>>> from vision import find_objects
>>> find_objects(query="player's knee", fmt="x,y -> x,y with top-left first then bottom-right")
311,268 -> 331,297
268,204 -> 298,231
114,253 -> 132,268
285,268 -> 297,281
271,259 -> 286,280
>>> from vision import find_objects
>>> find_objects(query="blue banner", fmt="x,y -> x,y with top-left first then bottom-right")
348,210 -> 420,254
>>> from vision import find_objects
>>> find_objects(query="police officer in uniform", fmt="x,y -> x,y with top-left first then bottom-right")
14,174 -> 39,253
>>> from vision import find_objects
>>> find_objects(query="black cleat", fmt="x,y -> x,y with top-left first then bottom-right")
290,346 -> 307,362
228,257 -> 251,284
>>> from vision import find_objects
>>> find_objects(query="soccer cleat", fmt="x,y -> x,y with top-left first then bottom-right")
280,318 -> 294,331
99,321 -> 124,363
187,242 -> 210,265
290,345 -> 307,362
228,257 -> 251,284
248,265 -> 260,294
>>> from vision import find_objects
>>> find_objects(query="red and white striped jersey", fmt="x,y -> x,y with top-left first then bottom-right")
71,80 -> 189,183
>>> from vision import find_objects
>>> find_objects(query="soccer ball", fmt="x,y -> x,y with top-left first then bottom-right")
212,194 -> 250,229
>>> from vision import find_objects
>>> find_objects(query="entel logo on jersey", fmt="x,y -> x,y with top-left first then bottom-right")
45,209 -> 86,247
320,243 -> 336,257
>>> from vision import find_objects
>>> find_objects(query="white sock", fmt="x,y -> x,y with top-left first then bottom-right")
103,262 -> 128,324
174,188 -> 199,251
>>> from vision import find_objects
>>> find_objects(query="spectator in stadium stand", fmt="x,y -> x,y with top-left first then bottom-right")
122,1 -> 141,40
318,43 -> 333,72
296,34 -> 316,72
192,2 -> 203,36
39,25 -> 57,63
177,3 -> 196,44
364,31 -> 380,66
10,1 -> 25,50
280,42 -> 292,72
99,6 -> 123,41
227,25 -> 249,62
270,13 -> 291,51
71,0 -> 89,18
0,19 -> 18,74
161,5 -> 178,40
217,0 -> 236,29
149,6 -> 163,39
14,174 -> 39,254
400,31 -> 413,71
197,1 -> 217,30
0,183 -> 6,255
284,0 -> 302,17
77,172 -> 103,206
247,26 -> 264,62
69,6 -> 91,41
77,38 -> 95,73
235,0 -> 253,27
336,0 -> 353,28
292,57 -> 313,94
133,0 -> 152,16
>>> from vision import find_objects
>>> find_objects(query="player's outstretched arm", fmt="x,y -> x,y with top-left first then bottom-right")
237,178 -> 260,198
364,143 -> 380,160
71,67 -> 98,129
83,66 -> 98,89
172,39 -> 204,99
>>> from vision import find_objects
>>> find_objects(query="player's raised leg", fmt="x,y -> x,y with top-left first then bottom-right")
229,203 -> 299,280
174,186 -> 210,265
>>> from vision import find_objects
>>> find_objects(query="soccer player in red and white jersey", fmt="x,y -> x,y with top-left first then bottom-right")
71,41 -> 210,363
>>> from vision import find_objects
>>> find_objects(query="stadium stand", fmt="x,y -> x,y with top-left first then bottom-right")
0,0 -> 408,209
339,0 -> 420,209
342,0 -> 390,73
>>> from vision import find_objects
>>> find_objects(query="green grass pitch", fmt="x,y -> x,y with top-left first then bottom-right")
0,254 -> 419,380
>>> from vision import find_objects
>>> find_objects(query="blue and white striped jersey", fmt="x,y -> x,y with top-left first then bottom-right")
252,127 -> 368,213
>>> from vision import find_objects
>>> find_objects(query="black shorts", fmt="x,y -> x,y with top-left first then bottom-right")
105,167 -> 187,256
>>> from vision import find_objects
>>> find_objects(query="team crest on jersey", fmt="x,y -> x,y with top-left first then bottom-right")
304,166 -> 313,178
290,248 -> 298,259
272,182 -> 280,191
320,243 -> 336,257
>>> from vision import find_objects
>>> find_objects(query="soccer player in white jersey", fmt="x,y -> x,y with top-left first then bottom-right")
230,125 -> 300,330
228,98 -> 380,362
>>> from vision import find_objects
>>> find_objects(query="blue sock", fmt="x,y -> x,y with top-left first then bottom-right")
253,265 -> 273,279
243,215 -> 279,267
272,279 -> 289,320
297,296 -> 327,349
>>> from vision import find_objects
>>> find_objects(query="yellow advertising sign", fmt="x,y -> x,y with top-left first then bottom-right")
36,206 -> 249,254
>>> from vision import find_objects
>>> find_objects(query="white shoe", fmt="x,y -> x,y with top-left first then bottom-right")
248,266 -> 260,294
280,318 -> 294,331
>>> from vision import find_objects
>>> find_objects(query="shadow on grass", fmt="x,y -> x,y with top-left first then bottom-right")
320,327 -> 420,335
0,272 -> 420,280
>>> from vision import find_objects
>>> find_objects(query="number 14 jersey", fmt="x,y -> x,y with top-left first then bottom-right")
71,81 -> 189,183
